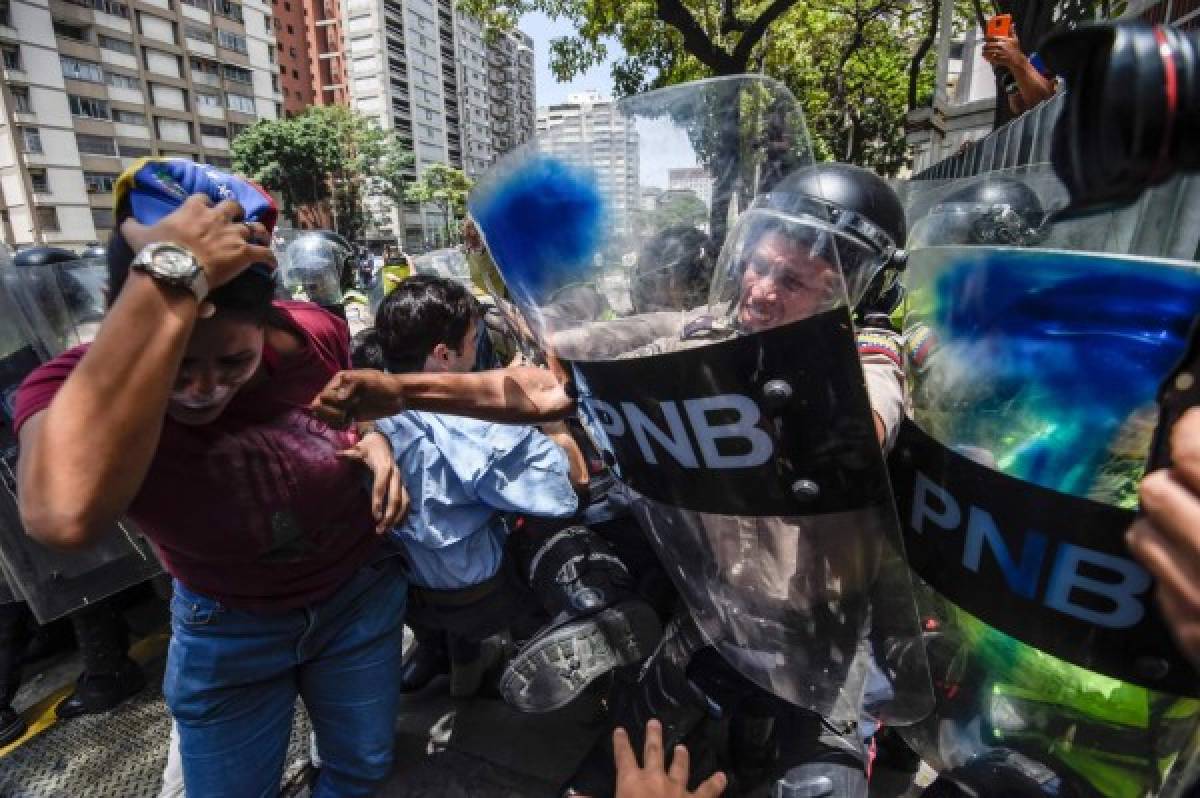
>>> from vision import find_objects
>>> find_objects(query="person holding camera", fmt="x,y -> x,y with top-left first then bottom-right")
982,28 -> 1058,116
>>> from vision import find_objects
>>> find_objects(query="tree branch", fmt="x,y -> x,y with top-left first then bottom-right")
720,0 -> 747,34
731,0 -> 801,66
656,0 -> 738,72
908,0 -> 939,109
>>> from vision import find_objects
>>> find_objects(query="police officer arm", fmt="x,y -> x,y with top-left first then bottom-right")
16,196 -> 275,549
1127,406 -> 1200,667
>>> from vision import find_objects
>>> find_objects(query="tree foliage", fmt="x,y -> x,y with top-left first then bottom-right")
405,163 -> 474,245
232,106 -> 413,241
463,0 -> 935,174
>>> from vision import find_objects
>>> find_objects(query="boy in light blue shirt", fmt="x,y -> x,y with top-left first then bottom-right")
362,275 -> 582,697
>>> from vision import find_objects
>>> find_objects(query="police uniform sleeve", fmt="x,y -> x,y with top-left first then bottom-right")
857,327 -> 906,453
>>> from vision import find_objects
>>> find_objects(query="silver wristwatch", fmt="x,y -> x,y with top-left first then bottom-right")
131,242 -> 209,303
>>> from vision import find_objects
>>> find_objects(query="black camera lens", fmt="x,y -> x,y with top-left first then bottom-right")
1041,22 -> 1199,211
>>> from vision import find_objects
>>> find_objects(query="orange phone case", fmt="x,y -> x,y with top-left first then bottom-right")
987,14 -> 1012,38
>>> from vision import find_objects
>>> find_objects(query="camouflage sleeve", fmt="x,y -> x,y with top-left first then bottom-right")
551,312 -> 683,360
857,327 -> 907,453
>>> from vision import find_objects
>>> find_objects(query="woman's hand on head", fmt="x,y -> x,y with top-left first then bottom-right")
120,194 -> 276,291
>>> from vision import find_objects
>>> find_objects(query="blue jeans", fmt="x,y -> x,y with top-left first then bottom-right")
163,555 -> 407,797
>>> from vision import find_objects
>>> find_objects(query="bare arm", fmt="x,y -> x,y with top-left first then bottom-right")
540,420 -> 589,489
17,197 -> 275,549
310,366 -> 576,427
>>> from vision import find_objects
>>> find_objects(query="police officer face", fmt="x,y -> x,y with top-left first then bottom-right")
736,230 -> 837,333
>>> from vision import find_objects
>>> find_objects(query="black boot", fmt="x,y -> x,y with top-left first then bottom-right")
0,602 -> 28,746
503,524 -> 663,713
57,600 -> 144,719
559,616 -> 712,797
399,630 -> 449,693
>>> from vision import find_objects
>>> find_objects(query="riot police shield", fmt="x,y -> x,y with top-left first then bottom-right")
471,75 -> 933,723
274,230 -> 349,317
892,237 -> 1200,794
0,249 -> 160,624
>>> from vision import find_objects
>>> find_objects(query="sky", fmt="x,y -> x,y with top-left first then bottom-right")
519,12 -> 619,107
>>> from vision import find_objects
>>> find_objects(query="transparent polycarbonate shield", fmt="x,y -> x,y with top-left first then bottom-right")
0,252 -> 160,623
891,245 -> 1200,794
471,75 -> 933,721
274,231 -> 348,309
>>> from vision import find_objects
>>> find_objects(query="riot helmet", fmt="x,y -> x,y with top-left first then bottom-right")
713,163 -> 908,331
909,178 -> 1046,248
630,225 -> 715,313
13,246 -> 108,346
275,230 -> 350,315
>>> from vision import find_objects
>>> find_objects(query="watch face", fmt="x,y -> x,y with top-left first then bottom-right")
152,247 -> 195,279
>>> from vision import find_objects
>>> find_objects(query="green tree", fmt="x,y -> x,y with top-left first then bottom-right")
462,0 -> 933,174
404,163 -> 473,246
651,191 -> 708,229
232,106 -> 413,241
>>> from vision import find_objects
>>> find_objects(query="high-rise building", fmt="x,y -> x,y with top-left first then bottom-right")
271,0 -> 346,114
0,0 -> 281,248
485,27 -> 533,155
667,167 -> 712,210
536,91 -> 639,236
342,0 -> 535,249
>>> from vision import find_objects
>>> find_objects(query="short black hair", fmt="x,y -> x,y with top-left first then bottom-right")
374,275 -> 480,373
107,227 -> 280,326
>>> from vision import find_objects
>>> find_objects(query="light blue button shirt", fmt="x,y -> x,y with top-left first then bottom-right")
376,411 -> 578,590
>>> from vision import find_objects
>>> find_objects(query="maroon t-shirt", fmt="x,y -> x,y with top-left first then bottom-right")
13,301 -> 380,612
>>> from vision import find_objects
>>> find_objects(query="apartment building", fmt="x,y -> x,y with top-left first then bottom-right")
0,0 -> 281,248
536,90 -> 639,236
272,0 -> 345,114
342,0 -> 534,249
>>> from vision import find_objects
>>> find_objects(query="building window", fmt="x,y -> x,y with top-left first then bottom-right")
35,207 -> 59,232
75,133 -> 118,156
181,0 -> 210,8
106,71 -> 139,89
84,171 -> 118,193
263,14 -> 271,33
156,117 -> 193,143
196,90 -> 222,106
207,155 -> 232,168
28,169 -> 48,193
214,0 -> 243,22
229,122 -> 249,137
2,44 -> 19,70
291,69 -> 298,79
288,46 -> 296,58
0,0 -> 9,25
20,127 -> 42,154
270,75 -> 279,92
98,34 -> 135,54
227,92 -> 254,114
62,0 -> 128,15
119,143 -> 152,157
183,23 -> 212,43
91,208 -> 115,230
199,122 -> 227,137
10,85 -> 30,113
69,94 -> 110,119
112,108 -> 146,125
216,29 -> 247,54
221,64 -> 253,83
61,55 -> 105,83
285,23 -> 293,33
53,21 -> 90,41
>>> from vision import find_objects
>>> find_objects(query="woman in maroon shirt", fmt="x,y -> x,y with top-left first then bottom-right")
14,195 -> 573,796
